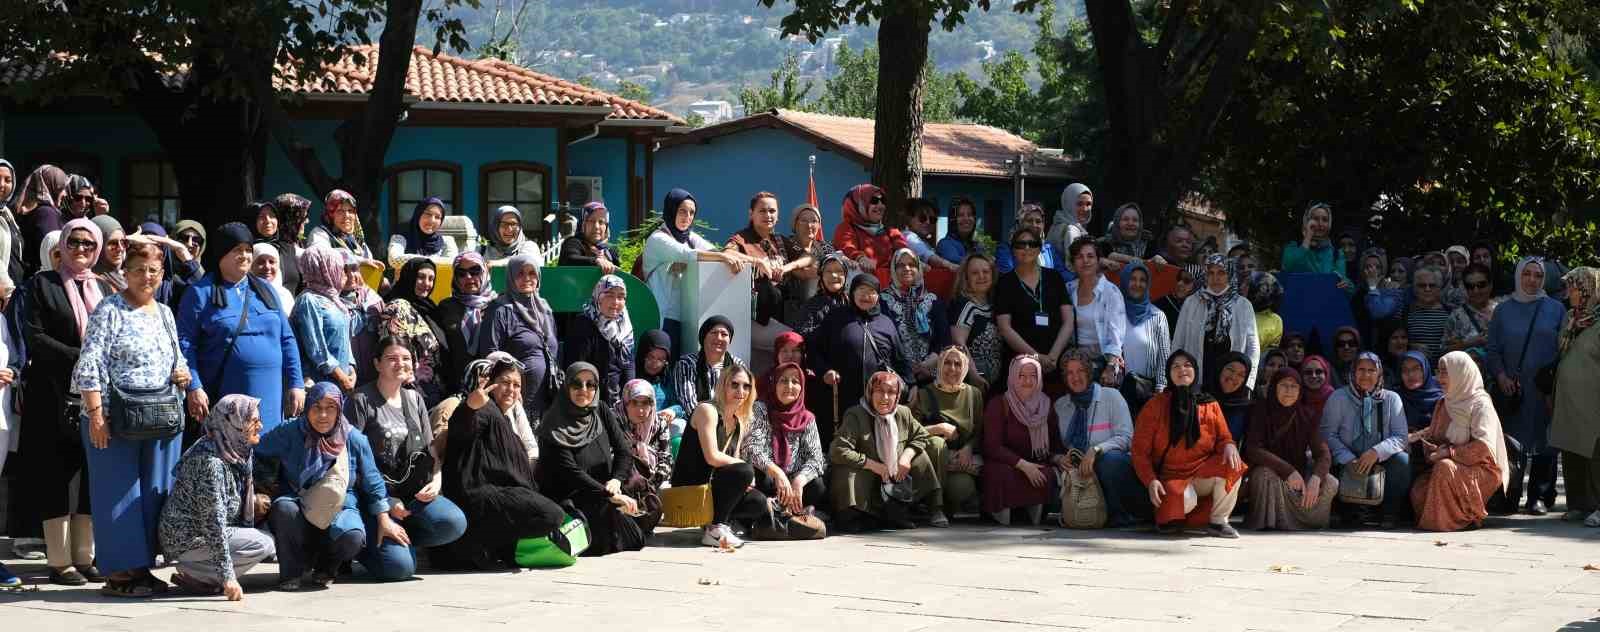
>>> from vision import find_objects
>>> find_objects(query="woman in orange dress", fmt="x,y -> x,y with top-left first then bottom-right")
1409,351 -> 1510,531
1131,350 -> 1249,537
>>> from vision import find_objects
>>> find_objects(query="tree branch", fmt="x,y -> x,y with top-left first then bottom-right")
1154,0 -> 1194,65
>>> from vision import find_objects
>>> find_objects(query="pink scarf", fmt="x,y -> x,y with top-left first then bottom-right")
56,219 -> 104,339
1005,355 -> 1051,459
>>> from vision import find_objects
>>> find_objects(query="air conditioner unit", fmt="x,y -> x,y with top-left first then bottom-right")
565,176 -> 604,206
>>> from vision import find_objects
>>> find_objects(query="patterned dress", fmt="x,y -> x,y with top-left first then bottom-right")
72,294 -> 187,394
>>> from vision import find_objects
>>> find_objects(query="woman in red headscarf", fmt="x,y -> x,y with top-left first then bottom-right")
831,184 -> 907,288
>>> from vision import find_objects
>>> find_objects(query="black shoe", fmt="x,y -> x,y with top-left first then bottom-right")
1527,501 -> 1548,516
1208,522 -> 1240,539
75,564 -> 105,583
49,566 -> 87,586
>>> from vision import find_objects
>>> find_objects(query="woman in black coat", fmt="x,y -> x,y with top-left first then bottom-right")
558,275 -> 634,407
434,252 -> 495,395
538,362 -> 651,556
809,274 -> 912,449
557,201 -> 622,274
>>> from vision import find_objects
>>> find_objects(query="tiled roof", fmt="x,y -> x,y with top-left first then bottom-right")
664,108 -> 1073,179
2,46 -> 680,123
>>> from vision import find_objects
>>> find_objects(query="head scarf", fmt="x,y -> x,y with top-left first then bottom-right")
635,329 -> 673,382
1208,350 -> 1254,411
298,382 -> 352,489
1057,183 -> 1092,236
1394,351 -> 1443,431
1005,355 -> 1051,459
618,378 -> 660,468
1510,257 -> 1547,304
450,251 -> 497,345
138,221 -> 167,238
660,189 -> 697,245
1063,354 -> 1097,453
0,158 -> 16,210
579,201 -> 609,246
273,193 -> 313,246
1332,325 -> 1363,371
1120,259 -> 1156,326
404,197 -> 448,256
386,255 -> 437,305
862,370 -> 904,476
1347,352 -> 1387,442
1390,256 -> 1415,288
91,215 -> 127,291
543,362 -> 604,449
19,164 -> 69,211
252,242 -> 284,285
242,201 -> 280,241
174,220 -> 208,259
1164,350 -> 1213,448
1560,267 -> 1600,352
458,351 -> 526,397
190,394 -> 262,526
56,218 -> 104,338
762,363 -> 816,470
1437,351 -> 1511,491
934,345 -> 969,393
791,204 -> 824,243
583,274 -> 634,351
60,175 -> 93,219
1298,355 -> 1337,421
484,205 -> 529,259
39,230 -> 60,272
1105,203 -> 1148,256
298,244 -> 349,313
1361,247 -> 1389,285
322,189 -> 358,241
1301,202 -> 1333,248
1446,245 -> 1471,269
1249,272 -> 1282,313
848,273 -> 881,318
842,184 -> 886,236
886,247 -> 932,336
1198,254 -> 1239,340
506,254 -> 555,337
1257,368 -> 1308,447
817,252 -> 851,300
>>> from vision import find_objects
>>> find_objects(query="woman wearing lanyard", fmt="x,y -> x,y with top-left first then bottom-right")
993,226 -> 1074,393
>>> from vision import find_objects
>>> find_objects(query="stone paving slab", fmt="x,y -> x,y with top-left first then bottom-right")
4,513 -> 1600,631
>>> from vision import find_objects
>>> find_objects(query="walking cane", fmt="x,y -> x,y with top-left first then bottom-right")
832,381 -> 839,431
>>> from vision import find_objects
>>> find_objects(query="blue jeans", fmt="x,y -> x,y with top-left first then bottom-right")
268,497 -> 365,580
1093,450 -> 1151,526
359,496 -> 468,581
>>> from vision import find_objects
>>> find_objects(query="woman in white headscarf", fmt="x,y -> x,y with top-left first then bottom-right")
251,243 -> 295,315
1047,183 -> 1093,259
1409,351 -> 1511,531
1483,256 -> 1564,514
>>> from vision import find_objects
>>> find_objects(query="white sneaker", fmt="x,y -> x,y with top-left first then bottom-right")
701,524 -> 745,548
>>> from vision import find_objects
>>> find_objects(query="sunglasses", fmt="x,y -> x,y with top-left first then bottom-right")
869,196 -> 885,205
180,235 -> 204,245
1335,340 -> 1359,348
70,194 -> 94,203
1012,239 -> 1042,250
569,380 -> 598,391
65,238 -> 97,251
458,266 -> 485,278
1465,281 -> 1489,290
727,381 -> 753,392
1304,369 -> 1327,376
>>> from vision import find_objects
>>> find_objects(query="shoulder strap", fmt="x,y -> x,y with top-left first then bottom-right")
206,289 -> 251,394
1513,300 -> 1542,372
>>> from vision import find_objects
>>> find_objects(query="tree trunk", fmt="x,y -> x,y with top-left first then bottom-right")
873,6 -> 932,228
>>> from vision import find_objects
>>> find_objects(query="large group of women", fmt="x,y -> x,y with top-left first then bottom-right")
0,161 -> 1595,603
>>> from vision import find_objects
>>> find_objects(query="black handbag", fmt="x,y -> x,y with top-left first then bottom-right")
108,308 -> 184,441
1491,301 -> 1544,412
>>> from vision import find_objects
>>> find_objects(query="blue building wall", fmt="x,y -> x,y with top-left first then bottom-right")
652,126 -> 1070,244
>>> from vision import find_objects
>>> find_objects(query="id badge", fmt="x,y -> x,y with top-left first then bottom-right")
1034,313 -> 1050,327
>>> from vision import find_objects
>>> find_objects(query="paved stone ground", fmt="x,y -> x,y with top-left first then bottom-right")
2,513 -> 1599,631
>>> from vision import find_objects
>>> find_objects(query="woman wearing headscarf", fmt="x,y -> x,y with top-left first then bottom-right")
16,164 -> 68,278
558,201 -> 622,274
811,275 -> 912,448
292,245 -> 359,390
909,346 -> 984,516
1173,254 -> 1260,391
90,214 -> 127,294
159,395 -> 275,600
642,189 -> 746,352
1280,202 -> 1352,292
439,355 -> 566,569
1409,352 -> 1511,532
831,183 -> 908,288
271,193 -> 312,291
1155,266 -> 1197,332
1047,182 -> 1093,259
307,190 -> 378,265
634,329 -> 683,424
538,362 -> 649,556
1319,351 -> 1411,528
1207,351 -> 1254,443
256,382 -> 393,588
667,316 -> 749,415
387,197 -> 460,271
744,362 -> 828,519
1256,350 -> 1288,399
0,158 -> 23,292
1552,267 -> 1600,525
1098,202 -> 1151,273
243,200 -> 298,287
1120,259 -> 1171,411
61,174 -> 98,220
1244,368 -> 1335,530
1484,256 -> 1564,515
672,364 -> 773,547
561,275 -> 635,407
1131,350 -> 1247,537
434,252 -> 496,395
251,243 -> 296,317
73,240 -> 194,597
477,254 -> 560,419
1354,247 -> 1406,347
174,219 -> 208,264
178,222 -> 303,434
480,205 -> 542,265
380,258 -> 450,406
1251,272 -> 1284,351
781,202 -> 837,326
1327,326 -> 1363,389
342,337 -> 465,579
831,370 -> 945,530
935,196 -> 983,266
618,378 -> 674,490
880,248 -> 951,383
1395,351 -> 1445,433
980,356 -> 1064,526
950,252 -> 1002,385
795,252 -> 850,338
1054,349 -> 1145,527
995,202 -> 1065,275
1297,355 -> 1336,418
17,217 -> 105,584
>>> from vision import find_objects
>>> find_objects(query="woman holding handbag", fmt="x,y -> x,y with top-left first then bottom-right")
669,364 -> 771,549
73,240 -> 194,596
1054,349 -> 1145,528
343,337 -> 466,579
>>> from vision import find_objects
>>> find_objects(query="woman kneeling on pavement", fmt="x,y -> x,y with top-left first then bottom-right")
1054,349 -> 1147,528
981,355 -> 1065,526
670,364 -> 773,548
744,362 -> 829,521
1320,351 -> 1411,529
538,362 -> 652,556
831,370 -> 947,531
909,346 -> 985,516
1245,368 -> 1336,530
1409,351 -> 1511,532
1132,351 -> 1247,537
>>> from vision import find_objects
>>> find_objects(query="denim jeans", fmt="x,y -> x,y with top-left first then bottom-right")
359,495 -> 469,581
268,497 -> 365,580
1093,450 -> 1151,526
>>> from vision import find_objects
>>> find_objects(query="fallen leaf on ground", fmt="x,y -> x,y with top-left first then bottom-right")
1433,540 -> 1448,547
1268,564 -> 1298,573
1583,563 -> 1600,571
697,577 -> 720,585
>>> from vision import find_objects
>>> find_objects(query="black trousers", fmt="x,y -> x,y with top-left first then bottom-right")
754,468 -> 827,509
1504,451 -> 1558,509
710,462 -> 770,525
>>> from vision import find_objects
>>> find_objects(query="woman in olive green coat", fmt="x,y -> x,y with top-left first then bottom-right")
908,346 -> 984,514
1551,267 -> 1600,526
829,371 -> 945,530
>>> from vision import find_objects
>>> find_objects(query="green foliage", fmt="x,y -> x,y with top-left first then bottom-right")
813,41 -> 966,122
738,54 -> 816,115
761,0 -> 1004,41
615,79 -> 653,103
683,111 -> 707,128
613,212 -> 721,273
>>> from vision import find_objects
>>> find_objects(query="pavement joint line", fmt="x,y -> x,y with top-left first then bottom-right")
832,605 -> 1088,629
799,590 -> 921,605
1280,607 -> 1431,622
550,580 -> 697,594
1412,590 -> 1478,596
175,605 -> 344,623
925,582 -> 1041,594
0,603 -> 136,619
1052,581 -> 1185,593
861,560 -> 919,567
1362,561 -> 1505,574
627,558 -> 703,567
1358,578 -> 1427,585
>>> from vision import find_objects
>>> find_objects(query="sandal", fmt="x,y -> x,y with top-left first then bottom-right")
100,578 -> 156,598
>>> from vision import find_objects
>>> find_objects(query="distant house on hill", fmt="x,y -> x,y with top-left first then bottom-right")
653,108 -> 1075,243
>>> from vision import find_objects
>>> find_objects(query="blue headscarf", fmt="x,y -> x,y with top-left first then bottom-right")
660,188 -> 696,245
1393,350 -> 1442,431
1120,259 -> 1156,326
297,382 -> 352,489
404,197 -> 447,256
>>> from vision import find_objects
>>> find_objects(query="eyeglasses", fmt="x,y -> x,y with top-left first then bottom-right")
1012,239 -> 1042,250
1303,369 -> 1326,376
127,265 -> 162,276
458,266 -> 484,278
569,380 -> 598,391
64,238 -> 97,251
1465,281 -> 1489,290
1335,340 -> 1359,349
70,194 -> 94,203
869,196 -> 885,205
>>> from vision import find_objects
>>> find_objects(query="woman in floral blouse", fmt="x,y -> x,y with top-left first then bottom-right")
743,362 -> 827,515
618,379 -> 674,489
159,395 -> 274,600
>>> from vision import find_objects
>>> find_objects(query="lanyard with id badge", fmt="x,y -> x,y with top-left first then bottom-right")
1023,279 -> 1050,328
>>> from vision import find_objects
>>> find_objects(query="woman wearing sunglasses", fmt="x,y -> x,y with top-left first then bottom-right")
434,252 -> 498,395
670,364 -> 770,548
538,362 -> 651,555
831,184 -> 907,288
993,226 -> 1073,392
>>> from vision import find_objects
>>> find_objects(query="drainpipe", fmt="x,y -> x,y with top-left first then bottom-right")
568,122 -> 601,146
